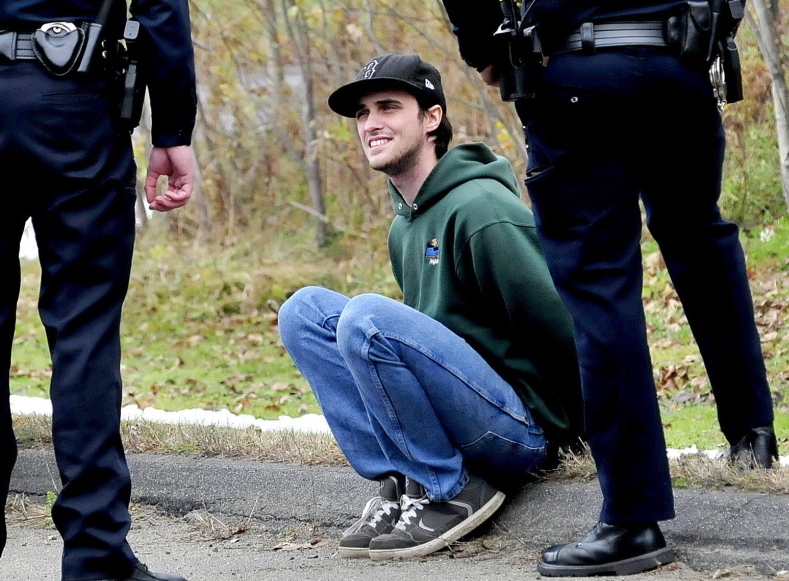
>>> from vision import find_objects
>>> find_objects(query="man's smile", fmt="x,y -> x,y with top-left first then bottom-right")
368,137 -> 391,149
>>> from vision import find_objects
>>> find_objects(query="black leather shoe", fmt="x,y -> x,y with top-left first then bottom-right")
95,563 -> 187,581
537,522 -> 675,577
727,426 -> 779,469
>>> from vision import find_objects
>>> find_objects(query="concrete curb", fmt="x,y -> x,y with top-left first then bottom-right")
9,449 -> 789,575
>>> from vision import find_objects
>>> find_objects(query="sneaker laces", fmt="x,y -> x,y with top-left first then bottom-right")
351,496 -> 399,533
394,493 -> 429,530
368,497 -> 399,525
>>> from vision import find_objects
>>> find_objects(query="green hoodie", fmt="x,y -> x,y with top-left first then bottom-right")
388,142 -> 583,448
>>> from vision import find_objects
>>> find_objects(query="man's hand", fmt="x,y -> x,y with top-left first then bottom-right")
479,65 -> 501,87
145,145 -> 195,212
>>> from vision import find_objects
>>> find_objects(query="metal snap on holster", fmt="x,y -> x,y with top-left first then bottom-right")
32,21 -> 86,77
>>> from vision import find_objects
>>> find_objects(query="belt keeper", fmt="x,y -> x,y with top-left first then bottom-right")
580,22 -> 595,53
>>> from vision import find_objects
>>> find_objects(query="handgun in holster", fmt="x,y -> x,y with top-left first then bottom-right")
720,33 -> 744,103
495,0 -> 544,104
666,0 -> 745,106
118,19 -> 146,131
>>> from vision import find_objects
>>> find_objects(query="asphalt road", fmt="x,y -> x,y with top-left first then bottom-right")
4,449 -> 789,581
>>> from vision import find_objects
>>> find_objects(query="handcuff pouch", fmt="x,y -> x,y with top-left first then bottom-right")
32,22 -> 86,77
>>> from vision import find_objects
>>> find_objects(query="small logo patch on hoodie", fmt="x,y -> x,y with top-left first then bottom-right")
425,237 -> 440,265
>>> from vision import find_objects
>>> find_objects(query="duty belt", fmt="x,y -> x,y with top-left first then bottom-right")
553,21 -> 667,55
0,31 -> 36,61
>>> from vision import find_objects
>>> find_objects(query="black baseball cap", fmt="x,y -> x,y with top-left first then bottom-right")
328,54 -> 446,118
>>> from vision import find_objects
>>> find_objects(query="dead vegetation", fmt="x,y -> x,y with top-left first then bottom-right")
12,414 -> 788,494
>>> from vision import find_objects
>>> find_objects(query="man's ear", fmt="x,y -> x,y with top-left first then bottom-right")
425,104 -> 442,133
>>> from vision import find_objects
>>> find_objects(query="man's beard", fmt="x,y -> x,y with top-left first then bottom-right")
372,140 -> 423,178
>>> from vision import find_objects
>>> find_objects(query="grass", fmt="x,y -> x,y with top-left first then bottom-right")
12,225 -> 401,420
9,217 -> 789,471
11,235 -> 389,419
544,443 -> 789,494
13,413 -> 345,466
640,219 -> 789,457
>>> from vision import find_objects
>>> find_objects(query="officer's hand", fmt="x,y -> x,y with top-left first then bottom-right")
479,65 -> 501,87
145,145 -> 195,212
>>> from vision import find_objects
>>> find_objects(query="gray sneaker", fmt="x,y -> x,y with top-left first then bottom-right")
368,474 -> 505,560
338,474 -> 404,558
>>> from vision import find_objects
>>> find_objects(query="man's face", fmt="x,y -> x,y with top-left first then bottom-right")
354,89 -> 430,176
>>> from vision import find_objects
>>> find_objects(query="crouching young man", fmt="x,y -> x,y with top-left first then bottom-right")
278,54 -> 583,561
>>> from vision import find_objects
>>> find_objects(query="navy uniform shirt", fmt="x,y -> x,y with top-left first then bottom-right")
0,0 -> 197,147
442,0 -> 688,69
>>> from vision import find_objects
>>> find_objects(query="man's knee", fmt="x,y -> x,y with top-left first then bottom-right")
336,294 -> 376,342
335,294 -> 400,354
278,286 -> 330,344
337,294 -> 403,332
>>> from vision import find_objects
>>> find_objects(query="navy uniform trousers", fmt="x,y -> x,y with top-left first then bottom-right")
523,47 -> 775,524
0,62 -> 138,580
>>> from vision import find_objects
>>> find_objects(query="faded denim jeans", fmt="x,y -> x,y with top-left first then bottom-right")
278,287 -> 546,500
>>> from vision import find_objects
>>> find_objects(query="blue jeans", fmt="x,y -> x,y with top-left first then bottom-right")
278,287 -> 546,501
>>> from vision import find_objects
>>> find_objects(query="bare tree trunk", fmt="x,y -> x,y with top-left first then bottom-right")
191,119 -> 213,242
302,73 -> 329,247
748,0 -> 789,211
262,0 -> 282,112
281,0 -> 329,247
195,98 -> 235,236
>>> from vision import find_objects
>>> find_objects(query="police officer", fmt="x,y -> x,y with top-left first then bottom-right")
0,1 -> 196,580
442,0 -> 778,576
